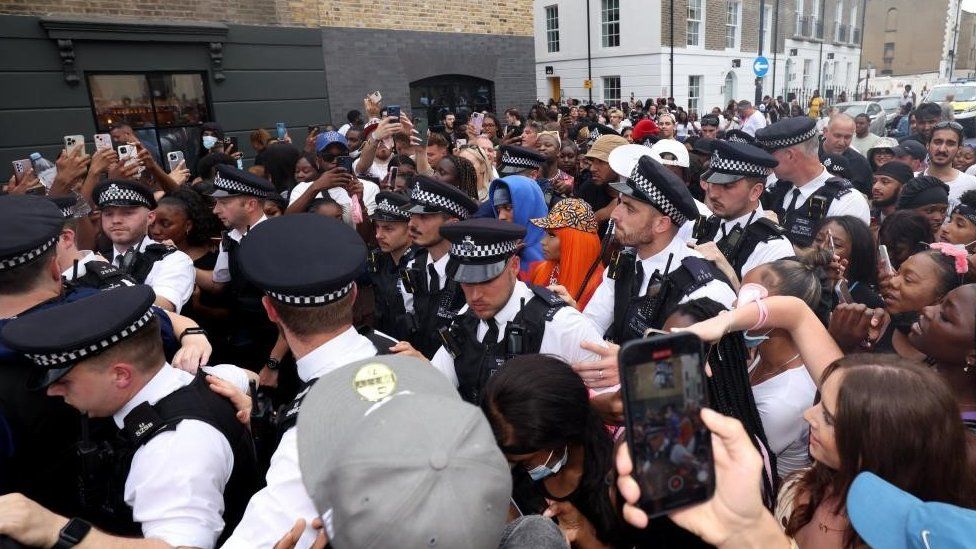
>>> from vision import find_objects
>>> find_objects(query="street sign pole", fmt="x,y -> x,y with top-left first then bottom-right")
756,0 -> 765,105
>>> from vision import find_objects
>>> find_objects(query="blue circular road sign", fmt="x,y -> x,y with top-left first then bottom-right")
753,56 -> 770,78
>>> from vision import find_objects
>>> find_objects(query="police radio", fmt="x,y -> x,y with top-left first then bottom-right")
809,195 -> 828,220
437,325 -> 462,358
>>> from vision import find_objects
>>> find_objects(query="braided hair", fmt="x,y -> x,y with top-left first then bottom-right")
443,154 -> 480,201
670,298 -> 778,509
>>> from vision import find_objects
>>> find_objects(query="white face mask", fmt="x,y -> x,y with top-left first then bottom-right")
202,135 -> 219,150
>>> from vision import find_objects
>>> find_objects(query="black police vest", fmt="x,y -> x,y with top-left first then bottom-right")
406,249 -> 466,358
367,246 -> 417,342
81,373 -> 260,544
223,232 -> 266,316
441,285 -> 566,404
124,244 -> 179,285
765,177 -> 853,248
607,250 -> 727,344
65,260 -> 134,291
693,216 -> 791,277
275,328 -> 397,435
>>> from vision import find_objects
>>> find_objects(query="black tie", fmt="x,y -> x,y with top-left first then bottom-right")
631,262 -> 645,297
427,264 -> 440,293
481,318 -> 499,348
785,189 -> 802,217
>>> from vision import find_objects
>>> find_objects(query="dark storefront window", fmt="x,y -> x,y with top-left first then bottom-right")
410,75 -> 495,127
87,72 -> 211,171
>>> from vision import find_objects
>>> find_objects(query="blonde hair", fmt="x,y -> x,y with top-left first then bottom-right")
458,146 -> 493,195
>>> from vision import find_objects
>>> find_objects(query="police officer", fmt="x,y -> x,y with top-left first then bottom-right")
202,164 -> 279,373
583,151 -> 737,343
223,214 -> 398,548
368,191 -> 417,341
94,179 -> 195,312
402,176 -> 479,358
50,195 -> 134,290
430,218 -> 605,403
0,285 -> 259,547
756,117 -> 871,248
694,140 -> 795,281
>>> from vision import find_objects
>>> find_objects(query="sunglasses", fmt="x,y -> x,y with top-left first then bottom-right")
934,121 -> 964,131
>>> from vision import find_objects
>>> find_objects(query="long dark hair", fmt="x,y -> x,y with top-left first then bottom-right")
482,354 -> 617,544
670,299 -> 778,508
879,210 -> 933,270
785,354 -> 976,547
262,142 -> 302,193
818,216 -> 878,287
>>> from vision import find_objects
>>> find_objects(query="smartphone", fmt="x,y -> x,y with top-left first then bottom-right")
117,145 -> 142,175
276,122 -> 287,140
368,90 -> 382,104
470,112 -> 484,134
166,151 -> 185,172
307,125 -> 320,137
827,230 -> 837,259
879,244 -> 894,275
387,105 -> 401,120
63,134 -> 84,153
619,332 -> 715,519
336,155 -> 355,173
837,279 -> 854,304
506,125 -> 524,138
455,138 -> 467,147
11,159 -> 30,178
387,166 -> 399,190
94,133 -> 113,151
226,136 -> 239,150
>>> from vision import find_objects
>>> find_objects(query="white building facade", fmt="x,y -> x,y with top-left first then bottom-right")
534,0 -> 864,112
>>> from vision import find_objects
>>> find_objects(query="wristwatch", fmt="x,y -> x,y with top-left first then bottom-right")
54,518 -> 92,548
265,357 -> 281,371
179,326 -> 207,341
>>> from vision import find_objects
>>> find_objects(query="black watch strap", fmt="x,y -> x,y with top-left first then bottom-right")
179,326 -> 207,341
265,357 -> 281,371
53,518 -> 92,549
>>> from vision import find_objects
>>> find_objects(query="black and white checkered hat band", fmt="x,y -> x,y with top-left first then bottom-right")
96,184 -> 152,207
500,151 -> 543,169
214,173 -> 267,197
709,152 -> 770,178
376,199 -> 410,220
629,165 -> 688,225
0,235 -> 58,271
727,134 -> 751,144
266,281 -> 354,306
451,238 -> 520,259
25,308 -> 154,367
757,126 -> 818,150
410,187 -> 470,219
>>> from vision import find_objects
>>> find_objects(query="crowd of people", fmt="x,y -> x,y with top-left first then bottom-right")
0,84 -> 974,549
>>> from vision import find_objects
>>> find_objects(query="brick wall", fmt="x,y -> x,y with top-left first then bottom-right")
0,0 -> 534,36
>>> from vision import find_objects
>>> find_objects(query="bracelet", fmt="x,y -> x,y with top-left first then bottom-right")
749,297 -> 769,332
179,327 -> 207,341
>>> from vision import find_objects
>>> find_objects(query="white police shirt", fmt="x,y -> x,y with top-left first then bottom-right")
430,281 -> 605,387
117,363 -> 248,549
60,251 -> 102,281
399,250 -> 450,315
212,215 -> 267,284
221,327 -> 380,549
113,235 -> 194,313
775,167 -> 871,226
709,205 -> 796,278
584,235 -> 738,335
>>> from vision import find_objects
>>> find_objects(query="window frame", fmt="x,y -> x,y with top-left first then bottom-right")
688,75 -> 703,113
726,0 -> 742,50
688,0 -> 704,47
601,0 -> 620,48
545,5 -> 560,53
603,75 -> 621,105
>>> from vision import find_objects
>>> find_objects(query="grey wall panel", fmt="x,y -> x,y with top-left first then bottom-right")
212,98 -> 330,132
0,108 -> 96,149
221,44 -> 325,71
212,70 -> 328,102
0,73 -> 93,110
321,27 -> 535,124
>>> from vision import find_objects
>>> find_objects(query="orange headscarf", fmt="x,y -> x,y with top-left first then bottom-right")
528,226 -> 604,310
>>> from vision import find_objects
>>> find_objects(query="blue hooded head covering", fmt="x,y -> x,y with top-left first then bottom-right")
487,175 -> 548,273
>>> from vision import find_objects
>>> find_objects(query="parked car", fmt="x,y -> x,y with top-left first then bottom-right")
874,95 -> 904,118
925,83 -> 976,137
833,101 -> 888,136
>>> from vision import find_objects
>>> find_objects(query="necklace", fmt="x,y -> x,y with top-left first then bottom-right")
752,353 -> 801,385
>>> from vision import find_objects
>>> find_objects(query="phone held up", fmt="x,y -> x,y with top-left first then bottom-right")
94,133 -> 113,151
166,151 -> 185,172
336,155 -> 355,174
878,244 -> 894,276
618,332 -> 715,518
63,135 -> 85,153
386,105 -> 401,120
276,122 -> 287,140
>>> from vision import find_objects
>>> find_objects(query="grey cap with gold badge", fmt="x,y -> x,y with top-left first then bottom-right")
297,355 -> 512,549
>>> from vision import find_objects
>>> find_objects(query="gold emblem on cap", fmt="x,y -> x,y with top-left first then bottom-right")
353,363 -> 397,402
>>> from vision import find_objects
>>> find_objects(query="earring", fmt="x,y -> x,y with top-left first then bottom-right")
966,359 -> 975,373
